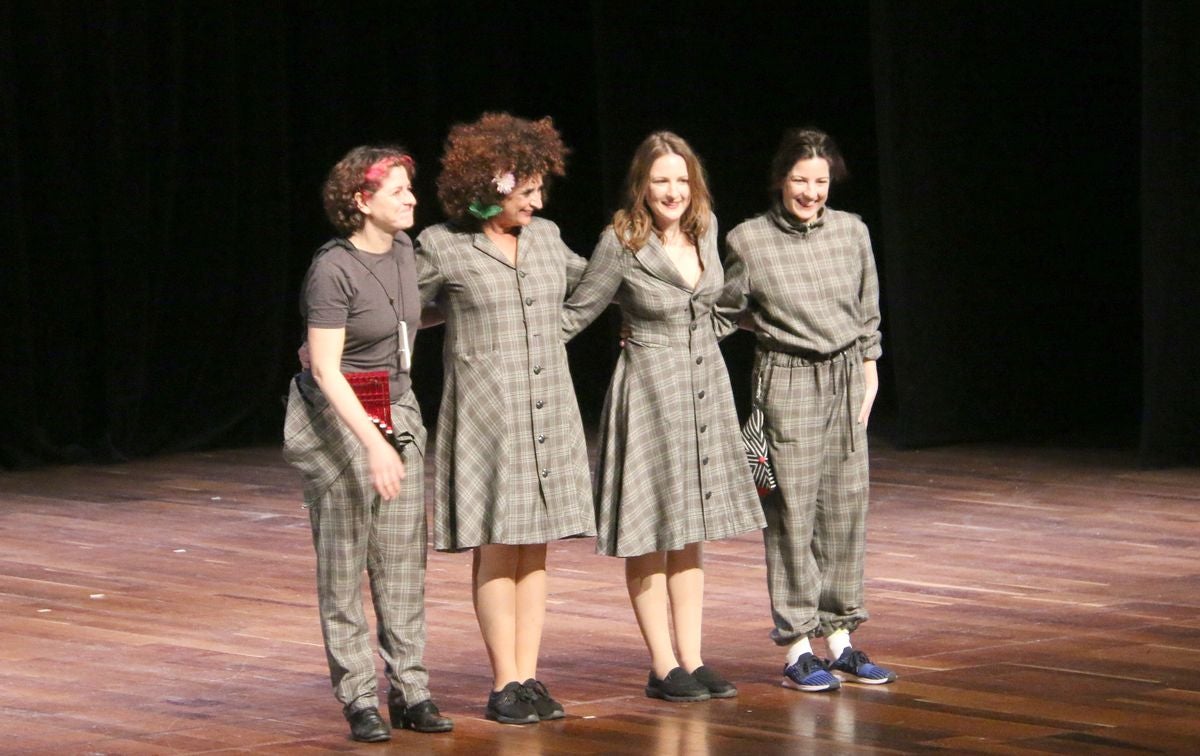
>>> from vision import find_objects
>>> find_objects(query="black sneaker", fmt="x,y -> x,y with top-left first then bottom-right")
486,681 -> 539,725
645,667 -> 711,702
522,678 -> 565,720
690,665 -> 738,698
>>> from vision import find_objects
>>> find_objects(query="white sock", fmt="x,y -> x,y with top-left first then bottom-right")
827,629 -> 852,660
785,637 -> 813,666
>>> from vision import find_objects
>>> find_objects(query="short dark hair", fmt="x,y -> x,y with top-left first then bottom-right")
768,128 -> 848,194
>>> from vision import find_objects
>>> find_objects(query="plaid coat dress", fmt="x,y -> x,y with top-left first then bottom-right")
563,221 -> 765,556
416,218 -> 596,552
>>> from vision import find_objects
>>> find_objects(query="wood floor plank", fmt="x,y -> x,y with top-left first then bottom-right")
1,441 -> 1198,753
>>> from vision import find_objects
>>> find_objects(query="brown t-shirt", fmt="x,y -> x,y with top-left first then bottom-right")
301,233 -> 421,398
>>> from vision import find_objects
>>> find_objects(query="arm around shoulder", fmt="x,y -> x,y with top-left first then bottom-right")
562,227 -> 623,340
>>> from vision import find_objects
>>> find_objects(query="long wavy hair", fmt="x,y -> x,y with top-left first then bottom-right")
612,131 -> 712,252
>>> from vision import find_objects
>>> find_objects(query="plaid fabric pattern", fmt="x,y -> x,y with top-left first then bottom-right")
758,349 -> 870,641
716,209 -> 881,360
715,208 -> 882,643
562,223 -> 764,556
283,381 -> 432,710
416,218 -> 595,552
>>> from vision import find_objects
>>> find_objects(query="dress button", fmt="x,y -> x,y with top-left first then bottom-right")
695,356 -> 703,364
702,456 -> 709,465
700,424 -> 707,433
533,365 -> 542,375
537,434 -> 546,443
697,390 -> 705,399
704,491 -> 712,500
519,270 -> 527,278
535,400 -> 544,409
690,323 -> 697,331
525,297 -> 534,306
541,469 -> 550,478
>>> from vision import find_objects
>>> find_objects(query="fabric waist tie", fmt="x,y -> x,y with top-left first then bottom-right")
759,344 -> 859,456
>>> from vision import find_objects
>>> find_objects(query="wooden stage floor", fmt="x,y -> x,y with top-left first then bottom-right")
1,441 -> 1198,754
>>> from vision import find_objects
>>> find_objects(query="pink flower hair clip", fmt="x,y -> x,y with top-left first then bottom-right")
493,172 -> 516,195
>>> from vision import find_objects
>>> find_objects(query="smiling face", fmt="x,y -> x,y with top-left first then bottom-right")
356,165 -> 417,233
492,175 -> 544,229
780,157 -> 830,222
644,152 -> 690,231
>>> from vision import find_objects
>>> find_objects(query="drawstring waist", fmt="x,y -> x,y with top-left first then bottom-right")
756,344 -> 860,455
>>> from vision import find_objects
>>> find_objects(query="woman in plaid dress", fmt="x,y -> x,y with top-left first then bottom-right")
562,132 -> 765,702
415,114 -> 595,725
282,146 -> 452,742
718,128 -> 897,692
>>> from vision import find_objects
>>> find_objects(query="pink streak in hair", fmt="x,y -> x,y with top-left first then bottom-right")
364,157 -> 400,186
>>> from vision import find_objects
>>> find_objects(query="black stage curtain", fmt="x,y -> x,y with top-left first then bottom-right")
1140,1 -> 1200,467
3,1 -> 1196,469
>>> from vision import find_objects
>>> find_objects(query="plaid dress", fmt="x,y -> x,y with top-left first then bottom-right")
563,222 -> 765,556
718,207 -> 882,642
416,218 -> 596,552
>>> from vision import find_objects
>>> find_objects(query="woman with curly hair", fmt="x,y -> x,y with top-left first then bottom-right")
415,113 -> 594,725
283,145 -> 453,742
561,132 -> 765,702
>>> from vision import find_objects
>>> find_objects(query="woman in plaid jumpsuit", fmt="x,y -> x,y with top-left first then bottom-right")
718,128 -> 897,692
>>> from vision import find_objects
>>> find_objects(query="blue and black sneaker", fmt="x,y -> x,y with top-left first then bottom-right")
829,648 -> 897,685
782,652 -> 840,692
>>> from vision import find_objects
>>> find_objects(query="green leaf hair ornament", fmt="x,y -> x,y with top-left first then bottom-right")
468,201 -> 503,220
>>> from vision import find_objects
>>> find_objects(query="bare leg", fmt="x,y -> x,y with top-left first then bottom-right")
473,544 -> 520,690
667,542 -> 705,673
514,543 -> 548,681
626,550 -> 679,678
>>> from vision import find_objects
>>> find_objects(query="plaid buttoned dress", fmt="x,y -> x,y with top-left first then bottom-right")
416,218 -> 596,552
719,207 -> 882,643
563,222 -> 765,556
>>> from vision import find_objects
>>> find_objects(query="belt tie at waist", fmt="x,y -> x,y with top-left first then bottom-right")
760,345 -> 858,457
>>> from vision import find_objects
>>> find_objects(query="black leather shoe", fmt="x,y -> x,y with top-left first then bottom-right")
346,707 -> 390,742
390,698 -> 454,733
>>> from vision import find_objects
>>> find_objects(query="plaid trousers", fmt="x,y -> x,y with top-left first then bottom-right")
756,347 -> 871,644
282,377 -> 430,712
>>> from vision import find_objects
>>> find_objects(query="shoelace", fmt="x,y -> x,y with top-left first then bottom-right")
800,655 -> 831,674
839,650 -> 870,670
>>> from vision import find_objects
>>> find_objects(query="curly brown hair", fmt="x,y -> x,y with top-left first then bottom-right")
322,145 -> 416,236
612,131 -> 712,252
435,113 -> 568,225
